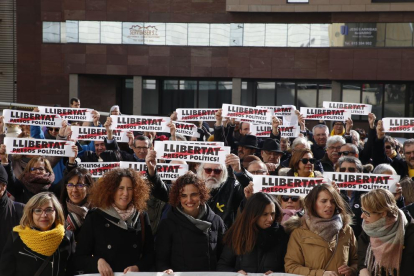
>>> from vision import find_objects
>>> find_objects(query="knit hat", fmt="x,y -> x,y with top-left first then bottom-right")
0,165 -> 8,185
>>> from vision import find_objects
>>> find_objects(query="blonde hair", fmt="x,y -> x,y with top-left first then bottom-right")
361,188 -> 398,218
20,192 -> 65,229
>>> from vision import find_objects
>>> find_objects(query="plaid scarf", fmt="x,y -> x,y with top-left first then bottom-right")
112,203 -> 135,221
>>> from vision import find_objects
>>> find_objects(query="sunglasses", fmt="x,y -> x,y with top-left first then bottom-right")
281,196 -> 300,202
48,128 -> 59,132
338,151 -> 356,156
300,158 -> 316,164
385,145 -> 392,149
204,168 -> 223,175
339,167 -> 357,172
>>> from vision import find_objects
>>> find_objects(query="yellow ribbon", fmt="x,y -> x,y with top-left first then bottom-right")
216,202 -> 225,212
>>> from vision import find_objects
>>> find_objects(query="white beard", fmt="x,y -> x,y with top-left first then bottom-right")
205,177 -> 223,190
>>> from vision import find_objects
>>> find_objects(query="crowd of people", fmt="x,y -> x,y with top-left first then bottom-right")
0,98 -> 414,276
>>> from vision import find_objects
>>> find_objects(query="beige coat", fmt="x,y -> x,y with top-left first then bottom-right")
284,218 -> 358,276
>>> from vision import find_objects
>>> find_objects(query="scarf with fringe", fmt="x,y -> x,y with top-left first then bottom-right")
66,200 -> 90,231
362,209 -> 407,276
304,212 -> 343,242
112,203 -> 136,221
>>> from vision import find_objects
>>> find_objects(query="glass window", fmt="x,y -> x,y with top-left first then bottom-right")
199,81 -> 232,108
66,20 -> 79,43
122,79 -> 133,115
101,22 -> 122,44
256,82 -> 276,106
166,23 -> 188,46
243,24 -> 265,47
241,81 -> 254,106
217,81 -> 232,107
142,79 -> 159,115
144,23 -> 166,45
384,84 -> 406,117
161,80 -> 195,115
386,23 -> 413,47
297,83 -> 317,108
122,22 -> 144,44
188,24 -> 210,46
288,24 -> 310,47
310,24 -> 330,47
362,83 -> 383,118
318,84 -> 332,107
265,24 -> 288,47
79,21 -> 100,43
276,82 -> 295,106
210,24 -> 230,47
230,23 -> 244,46
43,22 -> 60,43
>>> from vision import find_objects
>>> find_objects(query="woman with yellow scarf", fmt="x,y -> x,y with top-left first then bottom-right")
0,192 -> 75,276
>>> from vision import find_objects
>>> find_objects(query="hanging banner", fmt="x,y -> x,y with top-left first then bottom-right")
78,162 -> 121,178
71,126 -> 129,142
252,175 -> 326,196
173,121 -> 198,137
4,137 -> 75,157
120,162 -> 188,180
38,106 -> 94,122
300,107 -> 352,121
110,115 -> 171,132
323,101 -> 372,115
279,125 -> 300,138
176,108 -> 219,121
250,125 -> 272,138
2,109 -> 63,127
382,118 -> 414,133
154,141 -> 230,164
221,104 -> 273,124
323,172 -> 399,192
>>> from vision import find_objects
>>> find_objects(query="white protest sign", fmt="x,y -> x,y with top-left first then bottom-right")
222,104 -> 273,124
110,115 -> 171,132
323,172 -> 399,192
120,162 -> 188,180
4,137 -> 75,157
79,272 -> 301,276
257,105 -> 298,126
300,107 -> 352,121
176,108 -> 218,121
3,109 -> 63,127
71,126 -> 129,142
252,175 -> 326,196
279,125 -> 300,138
323,101 -> 372,115
173,121 -> 198,137
382,118 -> 414,133
154,141 -> 230,164
238,118 -> 272,126
78,162 -> 120,178
38,106 -> 94,122
184,141 -> 225,146
250,125 -> 272,138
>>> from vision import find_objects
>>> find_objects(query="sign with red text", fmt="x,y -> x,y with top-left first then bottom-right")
222,104 -> 273,124
300,107 -> 352,121
185,141 -> 225,146
323,101 -> 372,115
173,121 -> 198,137
176,108 -> 218,121
3,109 -> 63,127
257,106 -> 295,117
382,118 -> 414,133
323,172 -> 399,192
78,162 -> 120,178
279,125 -> 300,138
250,125 -> 272,138
4,137 -> 75,157
120,162 -> 188,180
154,141 -> 230,164
252,175 -> 327,196
71,126 -> 129,142
110,115 -> 170,132
38,106 -> 94,122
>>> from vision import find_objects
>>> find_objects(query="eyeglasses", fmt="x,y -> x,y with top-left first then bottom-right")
339,167 -> 357,172
66,183 -> 88,190
33,208 -> 55,215
30,167 -> 45,172
361,208 -> 379,218
204,168 -> 222,175
338,151 -> 356,156
281,196 -> 300,202
48,128 -> 59,132
300,158 -> 316,164
328,146 -> 342,151
385,145 -> 392,149
248,170 -> 267,175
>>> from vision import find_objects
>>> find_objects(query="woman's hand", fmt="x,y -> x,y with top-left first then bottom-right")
322,271 -> 338,276
359,268 -> 370,276
0,144 -> 8,164
123,265 -> 139,274
237,270 -> 248,275
145,150 -> 157,177
97,258 -> 113,276
225,154 -> 241,173
244,182 -> 254,199
163,269 -> 174,274
68,145 -> 78,164
338,264 -> 352,276
393,183 -> 402,201
264,270 -> 273,275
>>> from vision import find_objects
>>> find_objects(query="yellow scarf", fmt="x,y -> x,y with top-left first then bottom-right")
13,224 -> 65,256
390,150 -> 397,159
294,171 -> 315,177
409,169 -> 414,178
330,128 -> 345,136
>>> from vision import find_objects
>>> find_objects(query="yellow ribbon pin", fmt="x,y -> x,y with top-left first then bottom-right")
216,202 -> 225,213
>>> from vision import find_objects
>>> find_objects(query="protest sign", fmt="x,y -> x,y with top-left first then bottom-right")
80,272 -> 301,276
221,104 -> 273,124
323,101 -> 372,115
252,175 -> 326,196
279,125 -> 300,138
120,162 -> 188,180
250,125 -> 272,138
71,126 -> 129,142
3,109 -> 63,127
382,118 -> 414,133
300,107 -> 352,121
38,106 -> 94,122
4,137 -> 75,157
78,162 -> 120,178
323,172 -> 399,192
257,105 -> 298,126
184,141 -> 225,146
173,121 -> 198,137
110,115 -> 170,132
154,141 -> 230,164
176,108 -> 218,121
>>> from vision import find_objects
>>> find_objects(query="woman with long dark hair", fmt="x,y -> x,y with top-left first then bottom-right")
217,192 -> 288,275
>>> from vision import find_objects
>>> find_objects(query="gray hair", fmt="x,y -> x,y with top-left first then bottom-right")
373,163 -> 397,175
109,105 -> 120,114
335,156 -> 363,172
342,143 -> 359,155
312,124 -> 329,136
292,136 -> 311,150
247,160 -> 268,173
403,139 -> 414,153
327,135 -> 346,148
197,162 -> 228,184
350,130 -> 360,145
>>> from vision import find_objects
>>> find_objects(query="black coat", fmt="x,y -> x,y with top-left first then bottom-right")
73,208 -> 154,274
0,192 -> 24,260
155,205 -> 226,272
0,229 -> 75,276
217,222 -> 288,273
